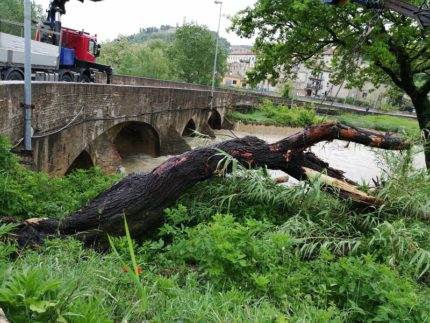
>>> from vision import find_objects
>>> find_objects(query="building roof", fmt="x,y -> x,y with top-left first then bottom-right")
229,50 -> 255,55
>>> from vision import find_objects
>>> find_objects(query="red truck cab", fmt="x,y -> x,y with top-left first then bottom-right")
36,26 -> 100,63
61,27 -> 99,63
35,23 -> 111,83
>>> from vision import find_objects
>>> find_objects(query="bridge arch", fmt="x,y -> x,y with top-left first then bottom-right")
208,110 -> 222,130
65,150 -> 94,175
1,82 -> 276,175
113,121 -> 161,158
182,119 -> 196,137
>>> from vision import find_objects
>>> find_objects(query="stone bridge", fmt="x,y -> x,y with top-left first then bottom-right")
0,77 -> 286,175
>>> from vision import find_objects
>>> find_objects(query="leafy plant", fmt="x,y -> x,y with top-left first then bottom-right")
227,99 -> 320,127
0,223 -> 16,263
0,268 -> 71,322
0,135 -> 120,219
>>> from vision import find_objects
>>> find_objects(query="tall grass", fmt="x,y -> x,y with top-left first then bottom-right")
1,134 -> 430,321
0,135 -> 120,219
226,99 -> 420,134
329,113 -> 419,134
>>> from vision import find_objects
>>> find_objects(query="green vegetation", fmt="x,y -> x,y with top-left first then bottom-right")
279,82 -> 294,99
343,98 -> 400,112
227,99 -> 419,134
1,133 -> 430,321
167,24 -> 227,85
125,25 -> 231,52
231,0 -> 430,167
100,39 -> 173,80
126,25 -> 176,44
99,23 -> 228,86
0,136 -> 119,219
227,99 -> 321,127
330,113 -> 419,134
0,0 -> 43,36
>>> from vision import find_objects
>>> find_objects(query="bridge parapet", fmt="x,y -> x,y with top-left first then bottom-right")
1,81 -> 276,175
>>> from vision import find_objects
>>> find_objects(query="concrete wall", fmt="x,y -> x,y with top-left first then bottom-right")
0,81 -> 278,175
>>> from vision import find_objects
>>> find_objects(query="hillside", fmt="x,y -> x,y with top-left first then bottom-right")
122,25 -> 231,51
126,25 -> 177,44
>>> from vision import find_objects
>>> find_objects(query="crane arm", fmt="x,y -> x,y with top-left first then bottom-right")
383,0 -> 430,28
42,0 -> 103,45
46,0 -> 103,24
324,0 -> 430,28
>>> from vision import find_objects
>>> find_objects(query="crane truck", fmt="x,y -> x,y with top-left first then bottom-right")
323,0 -> 430,28
0,0 -> 112,82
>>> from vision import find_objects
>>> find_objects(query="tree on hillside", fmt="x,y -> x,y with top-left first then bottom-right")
98,37 -> 130,69
99,38 -> 173,80
118,40 -> 173,80
127,27 -> 176,43
231,0 -> 430,167
168,23 -> 228,85
0,0 -> 43,35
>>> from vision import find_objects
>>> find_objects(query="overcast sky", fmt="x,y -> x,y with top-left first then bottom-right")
33,0 -> 257,45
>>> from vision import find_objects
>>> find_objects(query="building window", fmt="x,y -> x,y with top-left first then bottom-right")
233,80 -> 237,85
362,92 -> 368,98
225,79 -> 233,86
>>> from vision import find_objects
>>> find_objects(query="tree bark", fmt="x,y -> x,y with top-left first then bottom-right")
4,122 -> 410,249
411,95 -> 430,169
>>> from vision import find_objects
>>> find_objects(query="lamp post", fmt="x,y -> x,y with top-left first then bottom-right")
210,0 -> 222,110
23,0 -> 32,152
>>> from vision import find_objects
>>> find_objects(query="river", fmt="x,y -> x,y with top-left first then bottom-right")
121,123 -> 426,184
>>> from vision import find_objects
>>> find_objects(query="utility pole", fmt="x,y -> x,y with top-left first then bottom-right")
210,0 -> 222,110
23,0 -> 33,152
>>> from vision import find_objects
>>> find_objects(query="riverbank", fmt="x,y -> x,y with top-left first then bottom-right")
121,122 -> 424,185
226,103 -> 420,134
1,128 -> 430,321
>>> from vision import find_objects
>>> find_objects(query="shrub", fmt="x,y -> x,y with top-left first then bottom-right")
0,135 -> 120,219
258,100 -> 319,127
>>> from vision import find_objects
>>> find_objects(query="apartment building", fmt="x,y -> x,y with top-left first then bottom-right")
223,48 -> 392,107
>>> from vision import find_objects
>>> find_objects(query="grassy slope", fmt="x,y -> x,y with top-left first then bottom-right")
227,109 -> 419,134
329,113 -> 419,134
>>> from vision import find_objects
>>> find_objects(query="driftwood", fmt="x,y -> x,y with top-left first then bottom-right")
0,308 -> 9,323
4,122 -> 410,248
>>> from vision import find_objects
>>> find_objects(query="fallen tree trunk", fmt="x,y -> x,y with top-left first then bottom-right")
6,122 -> 410,248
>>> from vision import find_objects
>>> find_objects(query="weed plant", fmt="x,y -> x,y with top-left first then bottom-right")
227,99 -> 321,127
0,134 -> 430,321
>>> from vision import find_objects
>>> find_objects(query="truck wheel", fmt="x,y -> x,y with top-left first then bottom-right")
80,74 -> 91,83
61,74 -> 73,82
5,70 -> 24,80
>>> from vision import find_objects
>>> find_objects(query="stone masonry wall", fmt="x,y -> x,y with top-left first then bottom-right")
0,81 -> 276,175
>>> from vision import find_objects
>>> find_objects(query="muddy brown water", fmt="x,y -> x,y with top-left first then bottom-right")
121,123 -> 425,185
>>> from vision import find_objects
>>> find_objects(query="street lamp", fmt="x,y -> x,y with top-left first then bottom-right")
23,0 -> 32,152
210,0 -> 222,110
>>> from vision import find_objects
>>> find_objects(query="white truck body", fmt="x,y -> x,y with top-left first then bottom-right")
0,32 -> 59,69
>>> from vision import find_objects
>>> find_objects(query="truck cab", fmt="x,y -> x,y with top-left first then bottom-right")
0,0 -> 111,82
35,24 -> 110,82
60,27 -> 100,63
